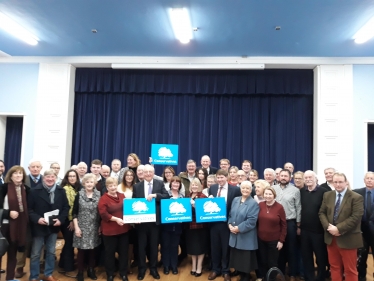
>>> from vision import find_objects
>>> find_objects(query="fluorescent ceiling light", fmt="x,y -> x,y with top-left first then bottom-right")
0,12 -> 39,45
112,63 -> 265,70
354,16 -> 374,44
169,8 -> 193,44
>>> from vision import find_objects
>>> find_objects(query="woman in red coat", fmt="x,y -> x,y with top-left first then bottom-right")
98,177 -> 132,281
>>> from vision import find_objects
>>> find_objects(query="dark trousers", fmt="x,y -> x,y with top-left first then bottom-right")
357,222 -> 374,279
258,239 -> 279,278
278,219 -> 297,276
77,249 -> 95,272
300,229 -> 327,281
137,223 -> 160,273
161,230 -> 181,269
210,222 -> 230,275
0,224 -> 18,280
58,220 -> 75,272
103,232 -> 129,277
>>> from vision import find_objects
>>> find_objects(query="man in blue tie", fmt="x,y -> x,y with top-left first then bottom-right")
319,172 -> 363,281
353,172 -> 374,281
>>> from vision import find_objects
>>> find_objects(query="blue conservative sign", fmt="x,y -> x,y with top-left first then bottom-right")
195,197 -> 227,223
151,144 -> 178,165
161,198 -> 192,224
123,198 -> 156,223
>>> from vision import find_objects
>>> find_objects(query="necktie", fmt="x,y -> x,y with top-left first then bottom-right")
366,190 -> 372,220
0,177 -> 3,184
148,182 -> 152,195
333,193 -> 341,224
217,186 -> 223,197
33,178 -> 38,183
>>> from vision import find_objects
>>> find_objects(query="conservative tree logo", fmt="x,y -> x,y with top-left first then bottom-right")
158,147 -> 173,159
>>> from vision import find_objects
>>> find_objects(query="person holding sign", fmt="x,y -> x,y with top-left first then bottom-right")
132,165 -> 168,280
99,177 -> 132,281
187,178 -> 208,277
228,181 -> 259,281
208,169 -> 241,281
161,176 -> 184,275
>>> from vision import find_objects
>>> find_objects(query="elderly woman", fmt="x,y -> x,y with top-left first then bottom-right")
73,173 -> 101,281
117,153 -> 141,184
99,177 -> 132,281
0,166 -> 29,281
58,169 -> 81,276
257,187 -> 287,279
253,180 -> 270,203
187,178 -> 208,277
228,181 -> 259,281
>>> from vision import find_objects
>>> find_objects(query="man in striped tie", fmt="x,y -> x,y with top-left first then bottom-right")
319,172 -> 364,281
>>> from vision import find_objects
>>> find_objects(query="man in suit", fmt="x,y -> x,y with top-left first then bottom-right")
264,168 -> 276,186
354,171 -> 374,281
77,162 -> 87,182
0,160 -> 5,184
319,167 -> 336,191
319,172 -> 364,281
28,169 -> 69,281
197,155 -> 218,175
90,159 -> 106,194
132,164 -> 168,280
208,169 -> 241,281
110,159 -> 121,178
25,159 -> 43,188
219,159 -> 230,172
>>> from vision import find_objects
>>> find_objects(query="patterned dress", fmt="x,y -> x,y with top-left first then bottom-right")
72,189 -> 101,249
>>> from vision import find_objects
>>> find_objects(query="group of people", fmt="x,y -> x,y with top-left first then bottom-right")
0,155 -> 372,281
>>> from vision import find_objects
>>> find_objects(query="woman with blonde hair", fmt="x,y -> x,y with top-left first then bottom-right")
117,153 -> 141,184
253,180 -> 270,203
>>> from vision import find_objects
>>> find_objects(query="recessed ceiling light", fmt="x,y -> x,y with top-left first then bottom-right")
169,8 -> 193,44
354,16 -> 374,44
0,12 -> 39,45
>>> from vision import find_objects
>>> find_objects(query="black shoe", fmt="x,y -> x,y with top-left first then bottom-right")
163,267 -> 170,275
0,269 -> 4,274
106,275 -> 114,281
77,272 -> 84,281
195,272 -> 202,277
121,275 -> 128,281
137,272 -> 145,280
150,270 -> 160,279
191,271 -> 196,275
172,268 -> 178,275
87,267 -> 97,280
231,270 -> 240,277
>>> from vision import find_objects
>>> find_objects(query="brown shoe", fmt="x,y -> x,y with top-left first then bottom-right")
15,268 -> 25,278
43,276 -> 59,281
223,273 -> 231,281
208,272 -> 220,280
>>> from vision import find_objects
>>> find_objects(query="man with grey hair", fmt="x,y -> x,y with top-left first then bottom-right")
274,167 -> 282,185
133,165 -> 168,280
110,159 -> 122,178
300,170 -> 328,281
26,160 -> 43,188
28,169 -> 69,281
319,167 -> 336,191
264,168 -> 276,186
100,165 -> 111,179
197,155 -> 218,175
354,171 -> 374,281
50,162 -> 62,185
77,162 -> 87,182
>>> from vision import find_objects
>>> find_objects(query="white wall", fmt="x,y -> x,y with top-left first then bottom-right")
353,65 -> 374,188
0,63 -> 39,166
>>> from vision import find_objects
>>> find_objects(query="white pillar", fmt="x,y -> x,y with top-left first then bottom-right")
313,65 -> 354,183
33,64 -> 76,176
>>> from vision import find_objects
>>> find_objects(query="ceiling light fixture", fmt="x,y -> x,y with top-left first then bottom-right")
169,8 -> 193,44
0,12 -> 39,45
354,16 -> 374,44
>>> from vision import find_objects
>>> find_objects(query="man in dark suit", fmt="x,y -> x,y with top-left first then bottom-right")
208,169 -> 241,281
0,160 -> 5,184
90,159 -> 106,194
241,160 -> 252,178
354,172 -> 374,281
319,172 -> 363,281
319,167 -> 336,191
28,169 -> 69,281
132,164 -> 168,280
197,155 -> 218,175
25,159 -> 43,188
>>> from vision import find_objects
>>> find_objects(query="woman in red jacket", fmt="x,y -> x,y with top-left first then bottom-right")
98,177 -> 132,281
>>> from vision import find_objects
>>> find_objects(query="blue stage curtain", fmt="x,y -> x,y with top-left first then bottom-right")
72,69 -> 313,175
368,124 -> 374,171
4,117 -> 23,168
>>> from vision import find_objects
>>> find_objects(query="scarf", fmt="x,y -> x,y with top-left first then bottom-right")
7,182 -> 28,247
43,182 -> 57,204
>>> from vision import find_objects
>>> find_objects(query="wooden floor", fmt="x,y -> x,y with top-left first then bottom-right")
4,239 -> 374,281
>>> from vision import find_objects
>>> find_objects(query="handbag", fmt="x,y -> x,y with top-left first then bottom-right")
0,209 -> 9,257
